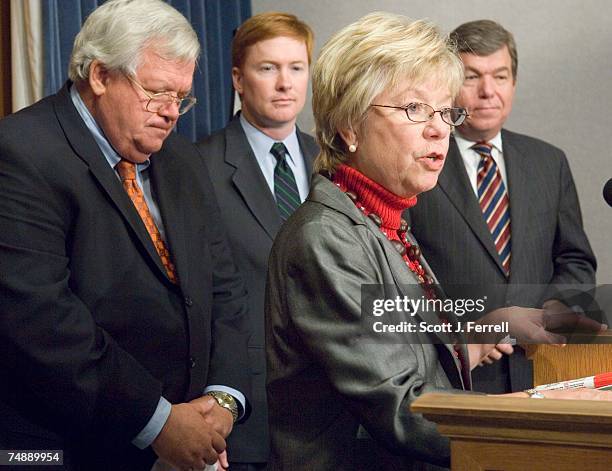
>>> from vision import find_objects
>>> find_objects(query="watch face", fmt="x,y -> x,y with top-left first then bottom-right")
209,392 -> 238,421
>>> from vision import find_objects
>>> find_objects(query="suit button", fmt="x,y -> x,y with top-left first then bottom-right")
190,357 -> 196,368
184,296 -> 193,307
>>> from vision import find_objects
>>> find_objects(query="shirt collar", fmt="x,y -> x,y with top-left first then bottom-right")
70,83 -> 150,171
453,129 -> 503,154
239,112 -> 300,164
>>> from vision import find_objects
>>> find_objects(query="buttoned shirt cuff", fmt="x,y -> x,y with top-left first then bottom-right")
132,396 -> 171,450
204,385 -> 246,420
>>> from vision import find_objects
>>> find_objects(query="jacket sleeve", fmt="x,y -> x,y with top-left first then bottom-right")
550,151 -> 597,285
268,215 -> 469,466
194,147 -> 251,411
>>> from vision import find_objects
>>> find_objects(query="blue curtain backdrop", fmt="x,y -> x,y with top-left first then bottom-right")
42,0 -> 251,141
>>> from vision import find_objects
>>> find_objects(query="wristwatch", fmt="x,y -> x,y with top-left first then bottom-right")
524,388 -> 545,399
207,391 -> 239,422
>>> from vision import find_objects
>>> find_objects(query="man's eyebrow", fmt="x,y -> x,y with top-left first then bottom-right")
464,65 -> 510,74
492,66 -> 511,74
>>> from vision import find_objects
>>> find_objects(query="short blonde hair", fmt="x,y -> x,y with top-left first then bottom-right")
312,12 -> 464,173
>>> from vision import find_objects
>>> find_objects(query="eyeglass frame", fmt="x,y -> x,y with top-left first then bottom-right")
370,102 -> 469,126
127,75 -> 197,115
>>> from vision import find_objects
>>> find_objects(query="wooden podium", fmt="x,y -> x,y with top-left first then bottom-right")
412,393 -> 612,470
525,330 -> 612,385
411,332 -> 612,470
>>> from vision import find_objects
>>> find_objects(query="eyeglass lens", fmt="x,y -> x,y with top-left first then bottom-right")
147,95 -> 195,115
406,103 -> 466,126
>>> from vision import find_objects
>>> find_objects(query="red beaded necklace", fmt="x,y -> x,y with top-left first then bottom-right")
331,164 -> 436,299
331,165 -> 469,386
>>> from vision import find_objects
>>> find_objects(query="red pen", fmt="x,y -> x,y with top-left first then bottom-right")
534,372 -> 612,391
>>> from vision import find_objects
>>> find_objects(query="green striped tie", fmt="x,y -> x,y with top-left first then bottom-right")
271,142 -> 301,221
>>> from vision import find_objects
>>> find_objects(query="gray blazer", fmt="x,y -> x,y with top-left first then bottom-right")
266,174 -> 471,471
197,116 -> 318,462
408,130 -> 596,392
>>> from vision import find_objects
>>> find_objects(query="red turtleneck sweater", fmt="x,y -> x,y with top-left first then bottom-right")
333,164 -> 469,383
332,164 -> 416,241
332,164 -> 435,296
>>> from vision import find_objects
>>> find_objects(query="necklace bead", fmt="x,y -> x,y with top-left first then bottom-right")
330,166 -> 435,299
407,245 -> 421,261
337,188 -> 435,298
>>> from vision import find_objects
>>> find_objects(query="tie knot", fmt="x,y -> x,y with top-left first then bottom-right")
472,141 -> 493,158
116,159 -> 137,181
271,142 -> 288,162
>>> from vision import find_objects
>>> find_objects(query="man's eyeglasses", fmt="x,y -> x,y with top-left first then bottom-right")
127,76 -> 197,115
370,102 -> 469,126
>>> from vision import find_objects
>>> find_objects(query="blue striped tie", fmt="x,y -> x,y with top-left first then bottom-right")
473,142 -> 511,275
271,142 -> 301,221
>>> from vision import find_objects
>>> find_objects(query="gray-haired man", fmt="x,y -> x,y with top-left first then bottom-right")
0,1 -> 250,469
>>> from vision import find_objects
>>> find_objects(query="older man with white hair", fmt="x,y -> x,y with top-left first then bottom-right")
0,1 -> 250,470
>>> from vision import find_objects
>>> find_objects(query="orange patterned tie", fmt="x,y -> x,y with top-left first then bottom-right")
115,160 -> 178,284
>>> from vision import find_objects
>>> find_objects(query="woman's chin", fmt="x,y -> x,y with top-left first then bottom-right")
398,180 -> 438,199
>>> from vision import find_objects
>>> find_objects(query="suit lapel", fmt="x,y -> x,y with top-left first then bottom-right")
297,127 -> 317,177
349,200 -> 460,349
437,137 -> 506,275
312,175 -> 468,389
149,144 -> 188,285
225,118 -> 282,240
377,233 -> 447,332
372,221 -> 470,389
501,130 -> 530,281
407,238 -> 470,389
54,83 -> 172,283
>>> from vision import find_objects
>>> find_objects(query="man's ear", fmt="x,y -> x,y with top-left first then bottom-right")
88,60 -> 110,97
231,66 -> 243,95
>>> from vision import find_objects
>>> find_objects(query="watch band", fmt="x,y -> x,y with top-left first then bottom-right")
207,391 -> 239,422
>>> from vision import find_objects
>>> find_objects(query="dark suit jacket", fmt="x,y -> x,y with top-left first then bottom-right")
197,116 -> 317,463
407,130 -> 596,392
0,84 -> 251,471
266,174 -> 471,471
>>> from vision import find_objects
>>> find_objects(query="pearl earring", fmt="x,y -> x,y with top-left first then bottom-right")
348,144 -> 357,153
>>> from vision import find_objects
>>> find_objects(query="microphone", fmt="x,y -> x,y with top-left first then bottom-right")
604,179 -> 612,207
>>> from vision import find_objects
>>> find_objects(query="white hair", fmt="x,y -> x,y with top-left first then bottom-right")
68,0 -> 200,82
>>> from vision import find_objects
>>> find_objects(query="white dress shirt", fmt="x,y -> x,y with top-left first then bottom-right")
240,113 -> 310,202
